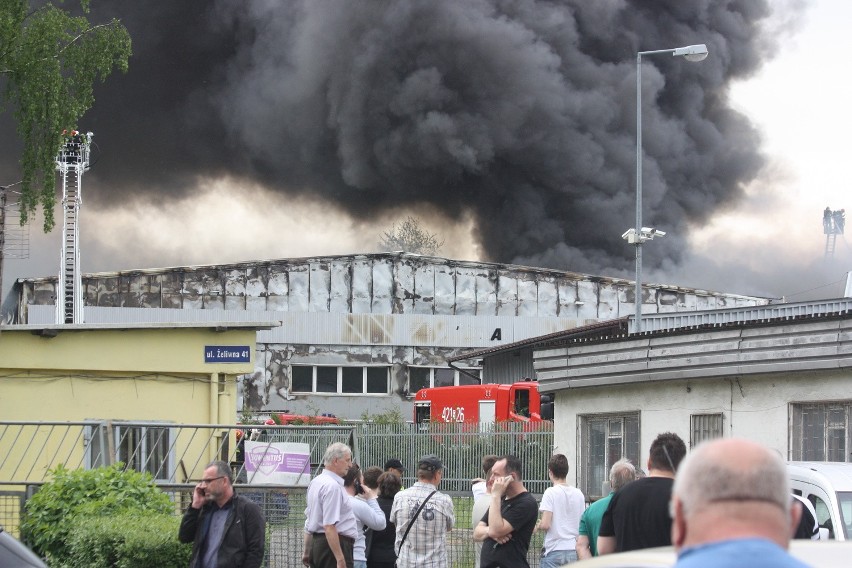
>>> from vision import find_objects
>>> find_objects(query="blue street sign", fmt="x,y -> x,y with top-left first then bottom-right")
205,346 -> 251,363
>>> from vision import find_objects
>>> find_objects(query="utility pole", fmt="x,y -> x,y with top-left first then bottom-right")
0,185 -> 6,324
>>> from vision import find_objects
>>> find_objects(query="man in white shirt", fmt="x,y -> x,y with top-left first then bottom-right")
303,443 -> 358,568
536,454 -> 585,567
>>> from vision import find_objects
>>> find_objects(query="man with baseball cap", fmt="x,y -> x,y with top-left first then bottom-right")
384,458 -> 405,477
390,454 -> 455,567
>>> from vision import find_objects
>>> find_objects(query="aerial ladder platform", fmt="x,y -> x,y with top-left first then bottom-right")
823,207 -> 845,261
54,131 -> 92,324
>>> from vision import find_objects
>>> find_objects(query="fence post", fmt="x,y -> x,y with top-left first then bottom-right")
104,420 -> 114,466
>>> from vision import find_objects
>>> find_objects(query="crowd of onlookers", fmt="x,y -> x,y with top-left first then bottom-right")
294,432 -> 816,568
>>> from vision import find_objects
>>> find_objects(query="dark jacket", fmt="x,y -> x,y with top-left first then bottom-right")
178,493 -> 266,568
367,495 -> 397,566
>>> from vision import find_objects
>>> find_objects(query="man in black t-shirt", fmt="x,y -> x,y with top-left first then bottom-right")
598,432 -> 687,554
474,454 -> 538,568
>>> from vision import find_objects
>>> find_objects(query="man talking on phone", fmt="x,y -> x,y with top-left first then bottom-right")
179,460 -> 266,568
474,455 -> 538,568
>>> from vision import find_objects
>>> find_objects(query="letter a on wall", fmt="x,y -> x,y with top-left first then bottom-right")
490,328 -> 502,341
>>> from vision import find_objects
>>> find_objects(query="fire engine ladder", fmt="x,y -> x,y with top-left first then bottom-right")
54,133 -> 92,324
825,232 -> 837,259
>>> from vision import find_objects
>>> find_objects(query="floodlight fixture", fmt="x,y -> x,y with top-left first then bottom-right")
672,44 -> 709,62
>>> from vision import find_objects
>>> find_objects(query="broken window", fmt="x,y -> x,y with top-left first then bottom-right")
406,366 -> 483,395
434,368 -> 454,388
408,368 -> 431,393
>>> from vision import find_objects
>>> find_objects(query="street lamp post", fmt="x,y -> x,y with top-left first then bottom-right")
629,44 -> 708,333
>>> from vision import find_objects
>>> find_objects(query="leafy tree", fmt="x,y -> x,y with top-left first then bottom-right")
1,0 -> 131,231
379,216 -> 444,255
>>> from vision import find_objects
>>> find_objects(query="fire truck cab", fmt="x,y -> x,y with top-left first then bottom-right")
413,381 -> 553,426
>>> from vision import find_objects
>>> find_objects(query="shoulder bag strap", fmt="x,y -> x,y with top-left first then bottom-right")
397,490 -> 437,555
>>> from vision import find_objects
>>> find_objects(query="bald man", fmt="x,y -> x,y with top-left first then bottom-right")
670,438 -> 808,567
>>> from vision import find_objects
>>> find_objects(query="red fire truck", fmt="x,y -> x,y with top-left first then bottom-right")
413,381 -> 553,425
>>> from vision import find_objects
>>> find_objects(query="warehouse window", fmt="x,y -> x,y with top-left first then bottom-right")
578,413 -> 640,500
791,401 -> 852,462
690,413 -> 724,448
292,366 -> 313,392
406,367 -> 481,395
290,366 -> 390,395
87,422 -> 174,481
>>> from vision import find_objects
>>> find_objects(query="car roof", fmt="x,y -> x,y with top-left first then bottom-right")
574,541 -> 852,567
788,461 -> 852,490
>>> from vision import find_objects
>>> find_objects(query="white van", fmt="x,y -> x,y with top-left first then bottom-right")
788,462 -> 852,540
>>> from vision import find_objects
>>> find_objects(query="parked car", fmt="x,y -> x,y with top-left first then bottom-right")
0,527 -> 46,568
788,461 -> 852,540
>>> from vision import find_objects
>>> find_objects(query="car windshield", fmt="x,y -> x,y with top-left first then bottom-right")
838,492 -> 852,540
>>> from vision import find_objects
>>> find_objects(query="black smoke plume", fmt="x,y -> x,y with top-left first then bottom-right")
2,1 -> 787,276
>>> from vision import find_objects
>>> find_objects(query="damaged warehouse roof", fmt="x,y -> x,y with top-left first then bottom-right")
7,252 -> 774,418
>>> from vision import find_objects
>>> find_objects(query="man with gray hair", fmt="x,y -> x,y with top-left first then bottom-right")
576,458 -> 636,559
671,438 -> 808,567
303,442 -> 358,568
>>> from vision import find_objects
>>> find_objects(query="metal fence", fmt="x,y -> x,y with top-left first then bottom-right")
1,420 -> 555,567
353,421 -> 556,494
159,486 -> 545,568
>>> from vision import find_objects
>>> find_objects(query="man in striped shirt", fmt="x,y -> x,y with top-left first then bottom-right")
390,454 -> 455,568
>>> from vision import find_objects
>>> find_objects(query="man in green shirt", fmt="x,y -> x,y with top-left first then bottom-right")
577,459 -> 637,559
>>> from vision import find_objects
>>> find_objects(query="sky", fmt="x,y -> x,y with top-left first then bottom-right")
2,0 -> 851,303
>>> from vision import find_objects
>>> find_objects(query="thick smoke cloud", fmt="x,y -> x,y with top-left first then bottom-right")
1,1 -> 784,276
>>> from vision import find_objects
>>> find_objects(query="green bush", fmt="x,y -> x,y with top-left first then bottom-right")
20,464 -> 173,563
64,512 -> 191,568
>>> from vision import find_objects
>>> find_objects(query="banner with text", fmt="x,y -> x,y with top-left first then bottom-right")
244,441 -> 311,486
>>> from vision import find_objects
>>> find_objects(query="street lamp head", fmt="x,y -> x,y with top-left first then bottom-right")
672,44 -> 708,62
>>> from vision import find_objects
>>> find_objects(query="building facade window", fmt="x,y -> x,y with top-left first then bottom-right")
406,366 -> 481,395
578,412 -> 640,500
290,366 -> 391,395
791,401 -> 852,462
690,413 -> 724,448
87,422 -> 174,481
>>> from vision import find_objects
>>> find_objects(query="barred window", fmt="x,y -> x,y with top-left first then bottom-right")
87,422 -> 174,481
791,402 -> 852,462
691,413 -> 724,448
579,413 -> 640,500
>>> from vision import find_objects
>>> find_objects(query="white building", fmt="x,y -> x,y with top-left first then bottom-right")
525,300 -> 852,499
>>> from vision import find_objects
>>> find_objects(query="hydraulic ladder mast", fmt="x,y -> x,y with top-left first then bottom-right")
823,206 -> 846,261
54,131 -> 92,324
